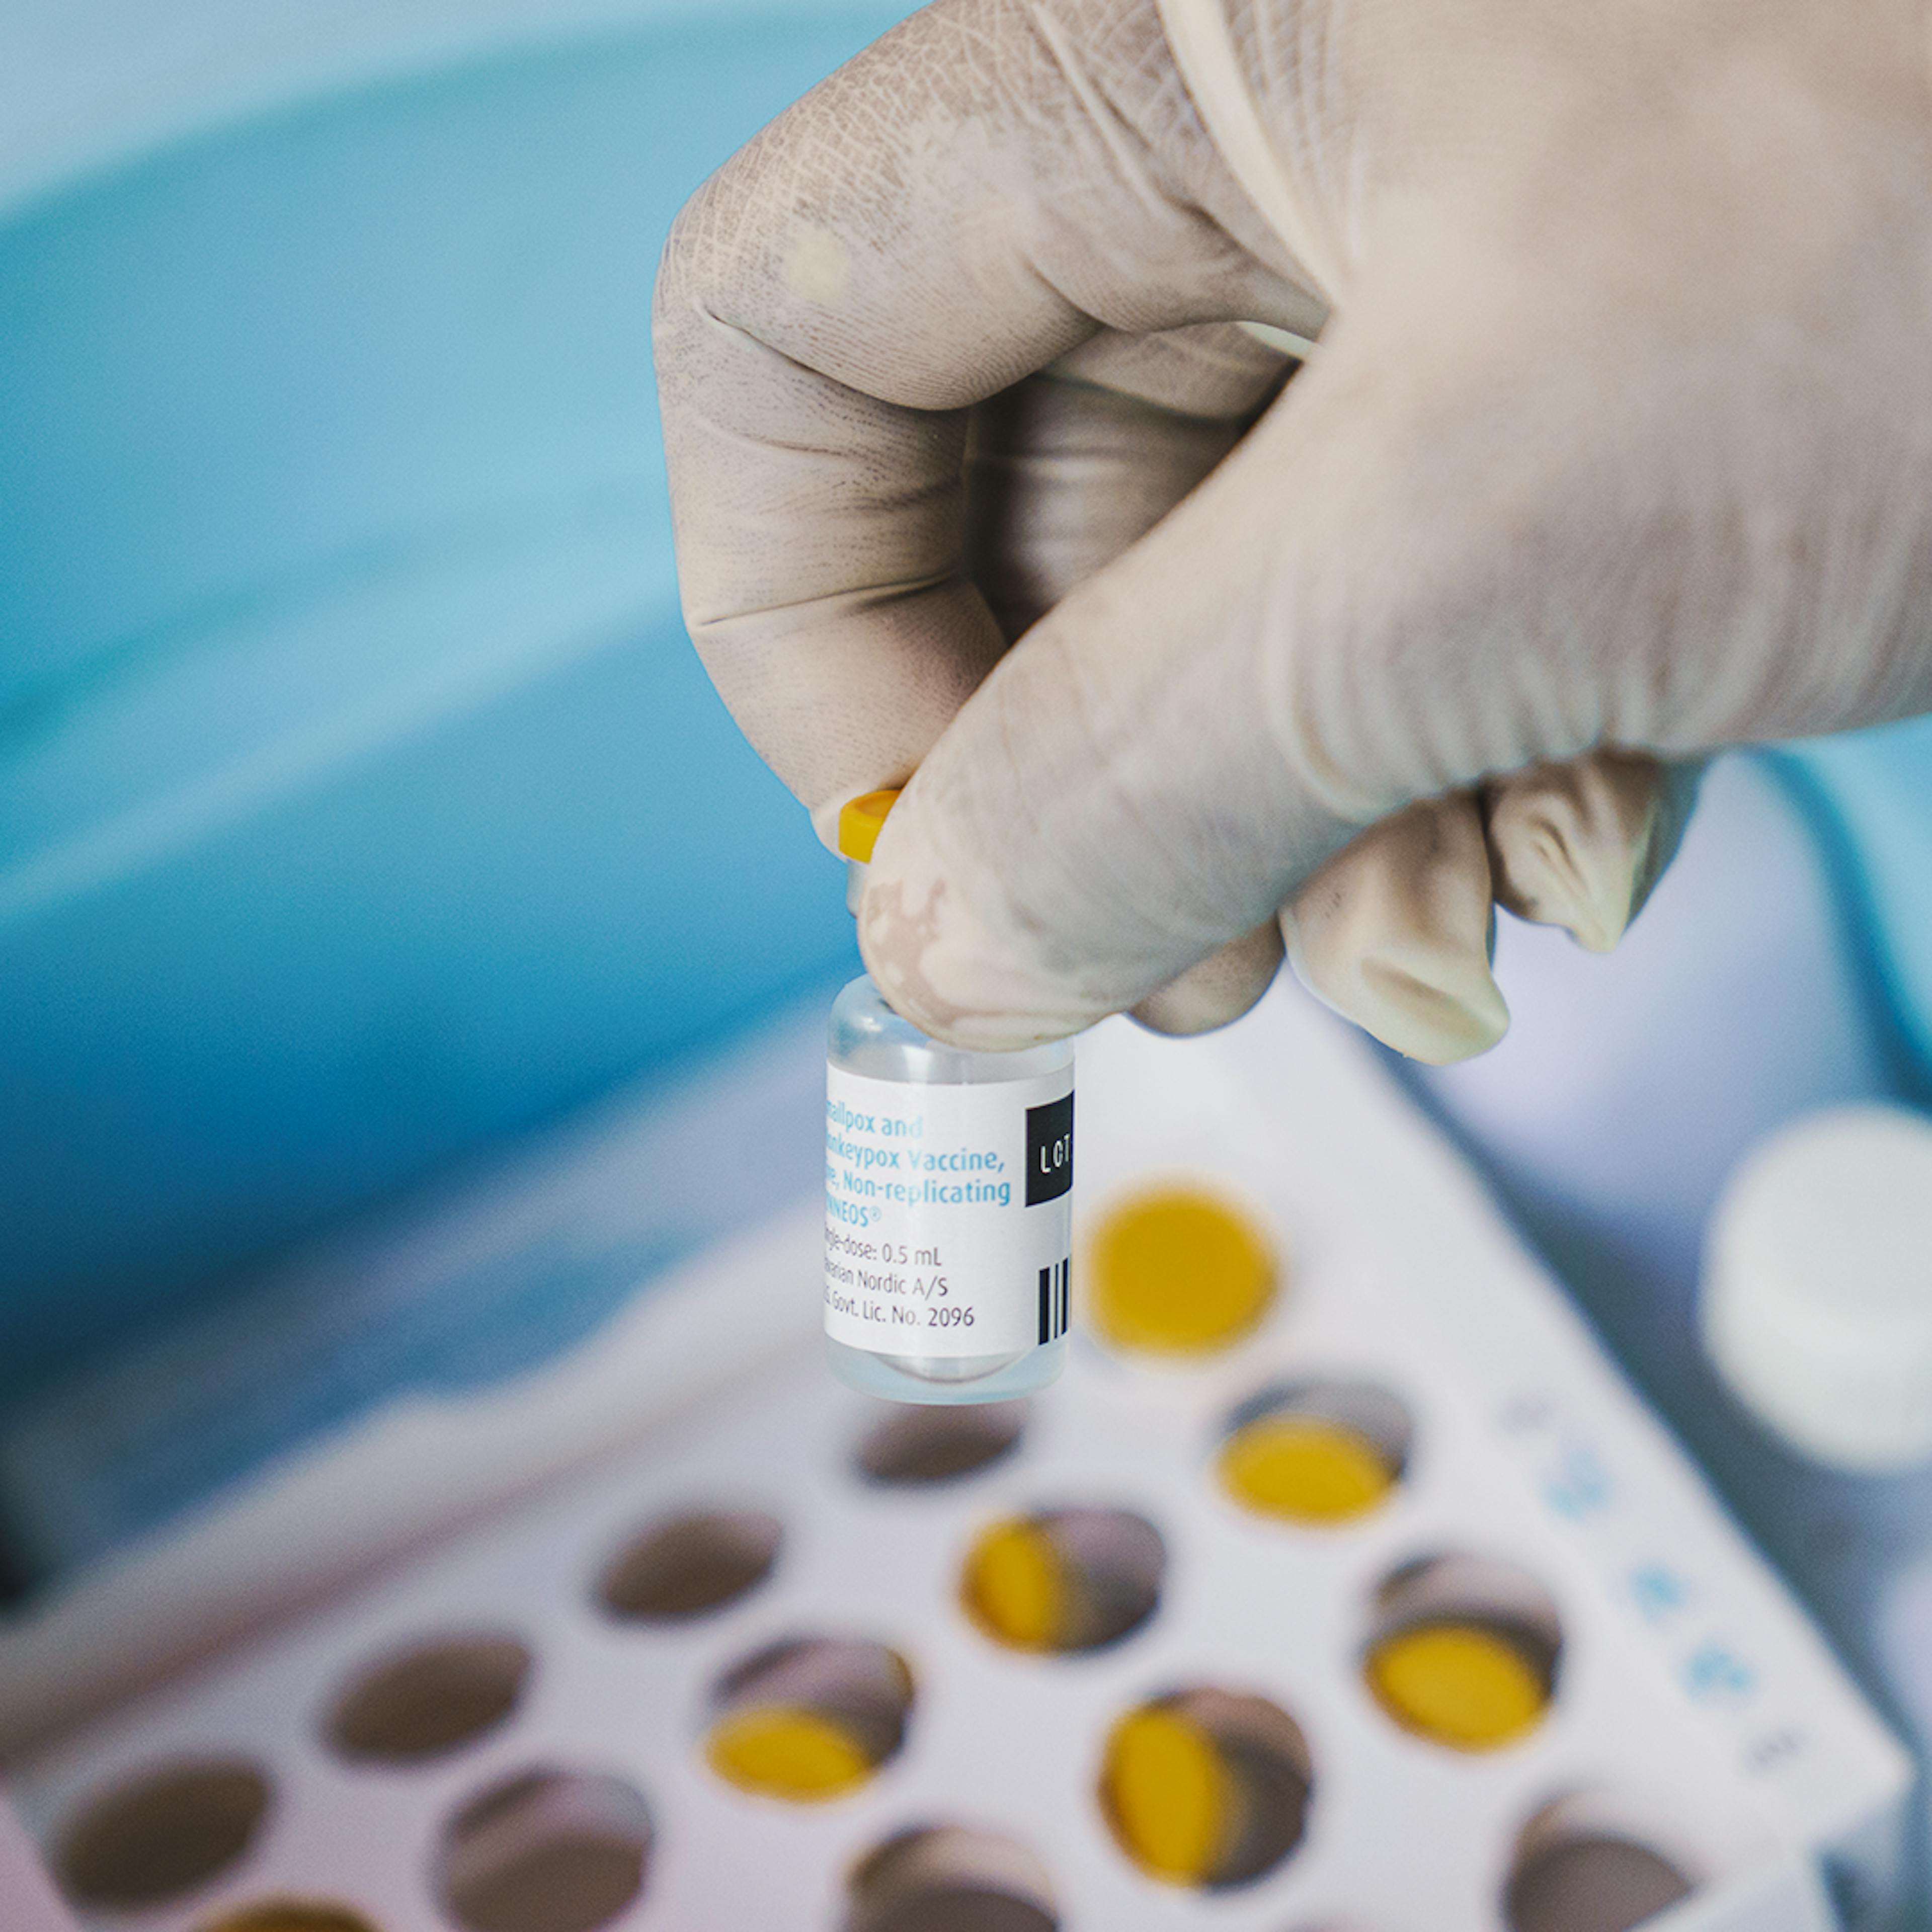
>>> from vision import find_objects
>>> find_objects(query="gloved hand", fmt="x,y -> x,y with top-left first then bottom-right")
655,0 -> 1932,1058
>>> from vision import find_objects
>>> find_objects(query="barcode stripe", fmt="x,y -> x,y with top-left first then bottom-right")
1037,1258 -> 1072,1344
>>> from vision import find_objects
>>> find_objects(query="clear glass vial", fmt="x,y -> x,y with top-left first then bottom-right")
826,791 -> 1072,1406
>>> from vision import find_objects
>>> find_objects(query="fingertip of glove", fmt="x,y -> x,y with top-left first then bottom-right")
1491,827 -> 1636,953
1279,793 -> 1510,1065
1485,751 -> 1682,955
1284,926 -> 1510,1065
1357,957 -> 1511,1063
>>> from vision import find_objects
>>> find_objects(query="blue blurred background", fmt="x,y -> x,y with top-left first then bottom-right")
4,0 -> 1932,1623
0,3 -> 934,1424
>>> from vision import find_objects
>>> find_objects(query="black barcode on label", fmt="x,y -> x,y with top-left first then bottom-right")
1037,1258 -> 1071,1344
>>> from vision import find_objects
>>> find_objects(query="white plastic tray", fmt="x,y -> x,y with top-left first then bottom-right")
12,987 -> 1912,1930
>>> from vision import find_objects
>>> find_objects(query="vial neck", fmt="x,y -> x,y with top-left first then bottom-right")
846,857 -> 868,917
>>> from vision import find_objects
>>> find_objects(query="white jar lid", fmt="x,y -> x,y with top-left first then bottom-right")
1701,1105 -> 1932,1472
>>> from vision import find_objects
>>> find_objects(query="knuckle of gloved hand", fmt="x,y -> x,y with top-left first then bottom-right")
1129,924 -> 1287,1039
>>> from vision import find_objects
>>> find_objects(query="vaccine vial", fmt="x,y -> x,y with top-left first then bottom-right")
825,790 -> 1073,1406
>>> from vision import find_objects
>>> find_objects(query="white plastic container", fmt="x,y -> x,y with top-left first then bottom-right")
1699,1104 -> 1932,1911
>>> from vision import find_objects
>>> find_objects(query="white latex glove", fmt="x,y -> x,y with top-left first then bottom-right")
656,0 -> 1932,1056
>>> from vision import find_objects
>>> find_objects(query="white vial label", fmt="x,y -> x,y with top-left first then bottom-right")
825,1065 -> 1074,1358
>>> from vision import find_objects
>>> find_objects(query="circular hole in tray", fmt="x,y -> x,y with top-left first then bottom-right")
326,1634 -> 531,1765
1363,1554 -> 1562,1752
1086,1185 -> 1279,1357
706,1637 -> 914,1803
847,1824 -> 1059,1932
960,1508 -> 1164,1653
435,1767 -> 651,1932
1098,1687 -> 1312,1890
1504,1793 -> 1698,1932
1219,1381 -> 1411,1525
56,1757 -> 272,1909
196,1902 -> 382,1932
856,1402 -> 1027,1485
599,1507 -> 782,1621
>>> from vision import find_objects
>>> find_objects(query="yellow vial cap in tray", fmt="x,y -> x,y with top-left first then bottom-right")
1100,1690 -> 1313,1889
1089,1187 -> 1278,1355
1220,1414 -> 1396,1523
704,1637 -> 912,1803
1367,1623 -> 1551,1751
962,1519 -> 1068,1651
706,1705 -> 874,1802
1102,1706 -> 1234,1884
960,1509 -> 1164,1655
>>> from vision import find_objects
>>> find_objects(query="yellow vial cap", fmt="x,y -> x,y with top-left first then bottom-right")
1101,1706 -> 1235,1885
838,789 -> 902,863
1088,1187 -> 1278,1356
1366,1623 -> 1550,1751
705,1705 -> 875,1802
961,1519 -> 1069,1651
1220,1414 -> 1396,1523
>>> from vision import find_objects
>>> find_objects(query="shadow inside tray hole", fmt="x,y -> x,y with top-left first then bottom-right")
54,1757 -> 272,1910
854,1401 -> 1028,1486
598,1506 -> 782,1622
435,1765 -> 651,1932
1504,1792 -> 1699,1932
195,1903 -> 383,1932
325,1633 -> 531,1766
846,1824 -> 1059,1932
